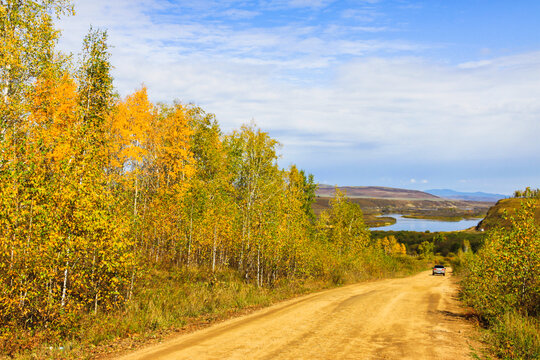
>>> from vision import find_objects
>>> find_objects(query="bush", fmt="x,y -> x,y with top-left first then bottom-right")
459,199 -> 540,359
461,201 -> 539,320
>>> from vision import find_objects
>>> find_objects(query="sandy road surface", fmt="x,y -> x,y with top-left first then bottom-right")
116,270 -> 478,360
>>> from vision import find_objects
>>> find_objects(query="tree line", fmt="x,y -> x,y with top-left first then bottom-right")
513,187 -> 540,199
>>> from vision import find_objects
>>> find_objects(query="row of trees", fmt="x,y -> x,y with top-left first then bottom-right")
1,0 -> 396,337
371,230 -> 483,257
513,187 -> 540,199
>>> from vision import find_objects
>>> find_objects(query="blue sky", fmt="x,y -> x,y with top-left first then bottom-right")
57,0 -> 540,194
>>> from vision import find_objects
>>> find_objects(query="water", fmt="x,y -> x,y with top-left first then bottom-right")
371,214 -> 481,232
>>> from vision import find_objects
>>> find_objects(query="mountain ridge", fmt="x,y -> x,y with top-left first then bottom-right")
425,189 -> 506,202
316,185 -> 440,200
316,185 -> 505,203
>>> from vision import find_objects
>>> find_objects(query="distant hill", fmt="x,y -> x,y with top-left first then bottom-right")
317,185 -> 440,200
315,185 -> 493,227
425,189 -> 506,202
476,198 -> 540,231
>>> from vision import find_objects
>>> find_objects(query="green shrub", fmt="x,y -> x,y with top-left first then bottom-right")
461,201 -> 539,320
487,312 -> 540,360
459,199 -> 540,359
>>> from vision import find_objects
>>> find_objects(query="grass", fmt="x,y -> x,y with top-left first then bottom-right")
364,214 -> 397,228
477,198 -> 540,231
401,214 -> 475,222
486,312 -> 540,360
6,256 -> 428,359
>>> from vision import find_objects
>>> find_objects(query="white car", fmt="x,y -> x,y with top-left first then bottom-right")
432,265 -> 446,276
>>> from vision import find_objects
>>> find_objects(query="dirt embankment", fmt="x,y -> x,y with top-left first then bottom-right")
114,270 -> 480,360
476,198 -> 540,231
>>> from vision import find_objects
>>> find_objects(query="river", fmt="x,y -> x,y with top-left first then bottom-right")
371,214 -> 482,232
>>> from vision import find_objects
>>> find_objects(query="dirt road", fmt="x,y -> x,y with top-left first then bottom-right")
117,270 -> 478,360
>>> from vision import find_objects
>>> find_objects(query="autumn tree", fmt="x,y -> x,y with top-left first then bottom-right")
513,187 -> 540,199
417,241 -> 434,259
0,21 -> 134,334
317,188 -> 370,255
225,123 -> 281,284
0,0 -> 74,331
143,103 -> 195,264
291,166 -> 317,223
107,86 -> 153,241
0,70 -> 134,335
78,27 -> 115,136
0,0 -> 73,125
182,107 -> 234,270
278,165 -> 315,277
376,235 -> 407,255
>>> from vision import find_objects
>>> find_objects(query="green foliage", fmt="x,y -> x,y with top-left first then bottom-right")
462,200 -> 539,320
78,27 -> 115,131
317,188 -> 370,255
417,241 -> 434,259
459,199 -> 540,359
513,187 -> 540,199
371,230 -> 485,256
298,169 -> 317,222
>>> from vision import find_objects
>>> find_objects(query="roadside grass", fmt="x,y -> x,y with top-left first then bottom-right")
486,312 -> 540,360
6,255 -> 428,360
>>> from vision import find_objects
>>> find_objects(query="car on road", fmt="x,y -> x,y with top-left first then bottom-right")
432,265 -> 446,276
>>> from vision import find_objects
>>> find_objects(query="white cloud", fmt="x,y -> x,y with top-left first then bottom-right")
263,0 -> 336,9
58,0 -> 421,73
56,1 -> 540,186
341,8 -> 380,23
221,9 -> 260,19
457,60 -> 493,69
288,0 -> 333,8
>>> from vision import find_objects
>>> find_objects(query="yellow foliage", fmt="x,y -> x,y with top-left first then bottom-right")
109,87 -> 153,170
27,73 -> 80,163
152,104 -> 195,192
376,235 -> 407,255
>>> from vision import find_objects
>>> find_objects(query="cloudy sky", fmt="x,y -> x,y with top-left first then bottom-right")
57,0 -> 540,194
